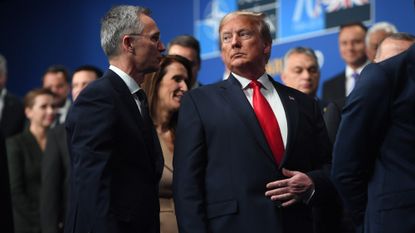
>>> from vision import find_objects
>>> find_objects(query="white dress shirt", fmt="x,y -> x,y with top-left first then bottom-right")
109,65 -> 143,114
345,60 -> 370,96
232,72 -> 288,148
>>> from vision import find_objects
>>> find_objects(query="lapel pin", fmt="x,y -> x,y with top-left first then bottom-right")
289,96 -> 295,101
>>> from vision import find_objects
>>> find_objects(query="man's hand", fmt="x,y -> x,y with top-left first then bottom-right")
265,168 -> 314,207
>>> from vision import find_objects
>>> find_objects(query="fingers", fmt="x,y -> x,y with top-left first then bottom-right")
265,186 -> 289,197
266,191 -> 300,207
265,169 -> 314,207
282,168 -> 297,177
266,179 -> 288,189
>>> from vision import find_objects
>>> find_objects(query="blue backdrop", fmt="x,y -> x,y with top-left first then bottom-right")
0,0 -> 414,98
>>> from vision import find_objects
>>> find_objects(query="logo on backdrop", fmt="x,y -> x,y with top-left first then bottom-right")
195,0 -> 371,58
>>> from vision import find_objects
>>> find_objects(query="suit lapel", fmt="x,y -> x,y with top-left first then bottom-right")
221,75 -> 276,165
108,70 -> 146,130
270,78 -> 299,167
107,71 -> 162,176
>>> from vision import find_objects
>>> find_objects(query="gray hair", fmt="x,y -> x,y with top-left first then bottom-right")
366,21 -> 398,47
386,32 -> 415,42
282,47 -> 319,71
100,5 -> 151,58
0,53 -> 6,76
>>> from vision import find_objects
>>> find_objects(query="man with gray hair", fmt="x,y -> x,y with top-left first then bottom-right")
374,32 -> 415,62
65,5 -> 165,233
281,47 -> 320,97
365,21 -> 398,62
0,53 -> 25,138
281,47 -> 341,143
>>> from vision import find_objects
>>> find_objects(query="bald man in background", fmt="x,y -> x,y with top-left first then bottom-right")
365,22 -> 397,62
374,32 -> 415,63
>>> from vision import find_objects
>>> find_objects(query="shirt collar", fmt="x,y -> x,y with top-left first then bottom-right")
109,65 -> 140,94
232,72 -> 271,90
0,88 -> 7,98
345,60 -> 370,78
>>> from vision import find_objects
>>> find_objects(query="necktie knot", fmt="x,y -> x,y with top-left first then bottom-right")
135,89 -> 151,121
352,72 -> 360,81
135,89 -> 147,103
249,80 -> 262,90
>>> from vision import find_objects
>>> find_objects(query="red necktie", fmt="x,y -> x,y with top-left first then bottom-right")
249,80 -> 285,165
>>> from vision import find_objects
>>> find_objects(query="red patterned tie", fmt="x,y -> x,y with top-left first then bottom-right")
249,80 -> 285,165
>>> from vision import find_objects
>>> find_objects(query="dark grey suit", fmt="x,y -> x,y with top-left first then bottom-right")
7,129 -> 43,233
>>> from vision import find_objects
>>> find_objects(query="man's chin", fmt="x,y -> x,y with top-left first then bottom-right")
56,99 -> 67,107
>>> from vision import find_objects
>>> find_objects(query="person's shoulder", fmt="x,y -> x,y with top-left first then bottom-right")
75,72 -> 114,100
323,72 -> 345,86
187,80 -> 225,95
275,80 -> 312,100
47,124 -> 66,137
4,91 -> 23,105
5,91 -> 20,100
6,130 -> 28,147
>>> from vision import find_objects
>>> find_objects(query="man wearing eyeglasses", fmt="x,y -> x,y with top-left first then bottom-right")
173,11 -> 335,233
65,5 -> 164,233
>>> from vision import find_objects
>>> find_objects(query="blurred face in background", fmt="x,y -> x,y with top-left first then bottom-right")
338,25 -> 367,69
25,94 -> 55,128
168,45 -> 199,86
71,70 -> 98,100
43,72 -> 69,107
157,61 -> 189,112
281,52 -> 320,96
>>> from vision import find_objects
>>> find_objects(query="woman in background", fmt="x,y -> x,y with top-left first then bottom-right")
142,55 -> 192,233
7,88 -> 55,233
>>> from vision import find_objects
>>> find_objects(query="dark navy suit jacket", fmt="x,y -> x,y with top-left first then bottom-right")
173,75 -> 335,233
332,45 -> 415,233
64,70 -> 163,233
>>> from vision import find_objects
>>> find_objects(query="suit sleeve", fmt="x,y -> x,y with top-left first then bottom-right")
41,129 -> 63,233
332,63 -> 390,227
65,86 -> 115,229
173,93 -> 208,233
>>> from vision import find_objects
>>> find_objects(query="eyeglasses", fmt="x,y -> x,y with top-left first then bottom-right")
128,33 -> 161,44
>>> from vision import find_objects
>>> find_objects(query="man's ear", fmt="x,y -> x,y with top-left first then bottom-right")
264,42 -> 271,56
280,72 -> 287,84
122,35 -> 134,53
